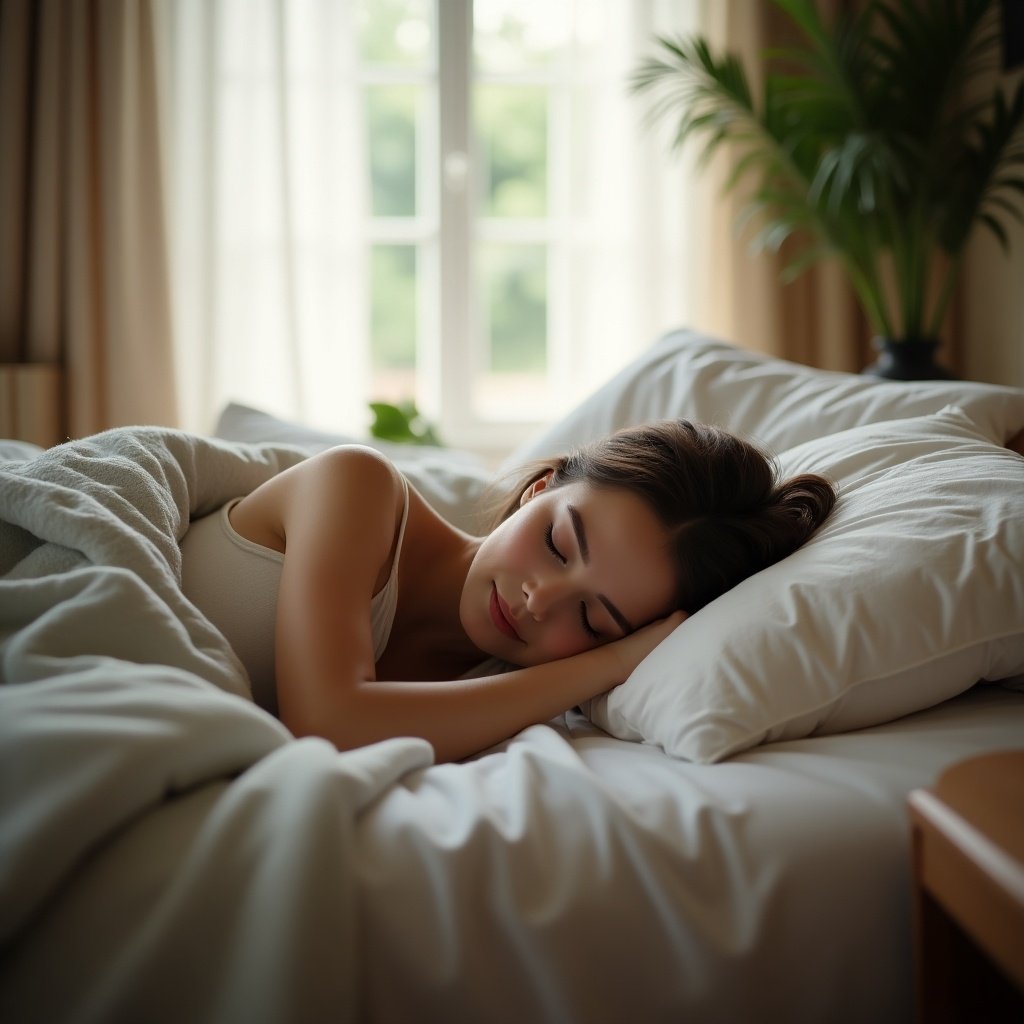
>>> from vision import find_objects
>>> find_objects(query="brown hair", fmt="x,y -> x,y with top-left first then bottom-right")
494,420 -> 836,613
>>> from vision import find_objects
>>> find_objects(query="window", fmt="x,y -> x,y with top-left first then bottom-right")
166,0 -> 696,455
362,0 -> 611,450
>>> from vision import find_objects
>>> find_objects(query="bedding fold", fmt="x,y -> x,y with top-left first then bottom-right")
0,427 -> 433,1024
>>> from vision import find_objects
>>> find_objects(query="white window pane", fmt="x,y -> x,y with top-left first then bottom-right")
367,85 -> 419,217
476,85 -> 548,217
482,243 -> 546,373
371,244 -> 418,402
473,242 -> 550,419
474,0 -> 572,73
357,0 -> 433,68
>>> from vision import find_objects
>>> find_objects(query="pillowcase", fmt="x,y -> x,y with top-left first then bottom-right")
504,329 -> 1024,466
0,440 -> 45,462
214,402 -> 494,535
583,406 -> 1024,762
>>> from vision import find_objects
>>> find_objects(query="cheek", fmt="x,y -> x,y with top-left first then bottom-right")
485,515 -> 537,575
533,616 -> 591,662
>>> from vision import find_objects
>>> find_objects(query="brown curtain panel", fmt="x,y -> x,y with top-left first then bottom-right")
0,0 -> 177,445
690,0 -> 876,372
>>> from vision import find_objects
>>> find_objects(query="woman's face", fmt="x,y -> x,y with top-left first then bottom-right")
461,475 -> 677,665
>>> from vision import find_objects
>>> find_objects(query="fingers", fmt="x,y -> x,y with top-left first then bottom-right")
605,609 -> 688,680
649,609 -> 687,637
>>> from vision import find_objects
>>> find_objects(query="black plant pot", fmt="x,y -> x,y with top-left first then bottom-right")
861,337 -> 956,381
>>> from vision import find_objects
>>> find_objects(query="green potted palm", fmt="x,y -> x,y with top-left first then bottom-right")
633,0 -> 1024,379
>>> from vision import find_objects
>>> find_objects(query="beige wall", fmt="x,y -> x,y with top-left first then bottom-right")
958,64 -> 1023,389
961,213 -> 1024,388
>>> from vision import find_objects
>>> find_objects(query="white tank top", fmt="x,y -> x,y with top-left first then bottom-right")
180,475 -> 410,716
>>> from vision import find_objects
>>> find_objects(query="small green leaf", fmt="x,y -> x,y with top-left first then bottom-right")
368,401 -> 443,447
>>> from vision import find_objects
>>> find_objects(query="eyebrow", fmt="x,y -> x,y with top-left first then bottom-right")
568,505 -> 590,562
568,503 -> 635,635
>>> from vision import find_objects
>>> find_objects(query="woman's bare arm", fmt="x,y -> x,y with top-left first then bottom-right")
272,446 -> 402,730
271,446 -> 684,762
287,613 -> 682,763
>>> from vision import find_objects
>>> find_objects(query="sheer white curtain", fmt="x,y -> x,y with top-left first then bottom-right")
160,0 -> 709,440
555,0 -> 706,406
162,0 -> 367,434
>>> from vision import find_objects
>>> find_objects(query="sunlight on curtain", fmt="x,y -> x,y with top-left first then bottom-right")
160,0 -> 707,441
554,0 -> 706,403
163,0 -> 367,434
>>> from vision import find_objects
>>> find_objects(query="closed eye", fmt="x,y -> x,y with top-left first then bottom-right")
579,602 -> 601,640
545,523 -> 566,565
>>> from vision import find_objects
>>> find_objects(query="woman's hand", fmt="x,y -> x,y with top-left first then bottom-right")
602,609 -> 688,681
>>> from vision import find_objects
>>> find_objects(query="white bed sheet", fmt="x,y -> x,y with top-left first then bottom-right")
5,684 -> 1020,1024
351,685 -> 1023,1023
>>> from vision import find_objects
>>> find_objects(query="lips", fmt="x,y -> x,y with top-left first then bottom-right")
490,584 -> 523,642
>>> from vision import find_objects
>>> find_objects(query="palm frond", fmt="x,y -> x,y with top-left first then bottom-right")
939,78 -> 1024,254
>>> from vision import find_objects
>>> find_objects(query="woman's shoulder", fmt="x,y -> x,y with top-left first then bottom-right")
306,443 -> 401,486
289,444 -> 406,517
234,444 -> 405,550
279,445 -> 408,590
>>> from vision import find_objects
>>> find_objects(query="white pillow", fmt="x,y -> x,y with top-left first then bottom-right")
585,407 -> 1024,762
0,440 -> 44,462
215,402 -> 363,449
504,330 -> 1024,466
214,402 -> 493,535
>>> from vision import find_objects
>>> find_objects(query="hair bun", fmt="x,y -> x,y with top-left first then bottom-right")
773,473 -> 838,541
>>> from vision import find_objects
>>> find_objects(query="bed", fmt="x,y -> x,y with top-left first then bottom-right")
2,329 -> 1022,1024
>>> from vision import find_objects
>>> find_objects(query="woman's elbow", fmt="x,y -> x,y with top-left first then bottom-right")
277,691 -> 359,750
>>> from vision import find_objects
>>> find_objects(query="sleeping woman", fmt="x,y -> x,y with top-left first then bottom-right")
181,420 -> 836,762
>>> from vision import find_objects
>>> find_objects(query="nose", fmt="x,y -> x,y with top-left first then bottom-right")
522,575 -> 567,620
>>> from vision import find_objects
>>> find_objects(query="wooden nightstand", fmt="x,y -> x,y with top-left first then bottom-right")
908,750 -> 1024,1024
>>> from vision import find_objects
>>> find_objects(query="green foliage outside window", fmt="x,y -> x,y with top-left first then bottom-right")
364,2 -> 551,384
371,245 -> 417,370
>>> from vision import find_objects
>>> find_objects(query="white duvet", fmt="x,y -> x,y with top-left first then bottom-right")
0,429 -> 432,1023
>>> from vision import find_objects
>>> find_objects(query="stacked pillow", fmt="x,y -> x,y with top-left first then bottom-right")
507,331 -> 1024,762
587,405 -> 1024,761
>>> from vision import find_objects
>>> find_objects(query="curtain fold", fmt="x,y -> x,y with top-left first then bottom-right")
0,0 -> 177,443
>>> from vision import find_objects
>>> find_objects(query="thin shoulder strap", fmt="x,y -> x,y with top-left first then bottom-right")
389,472 -> 411,579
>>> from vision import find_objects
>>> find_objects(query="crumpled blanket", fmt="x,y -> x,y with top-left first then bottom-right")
0,428 -> 432,1024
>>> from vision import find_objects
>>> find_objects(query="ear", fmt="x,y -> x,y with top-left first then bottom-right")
519,469 -> 554,507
